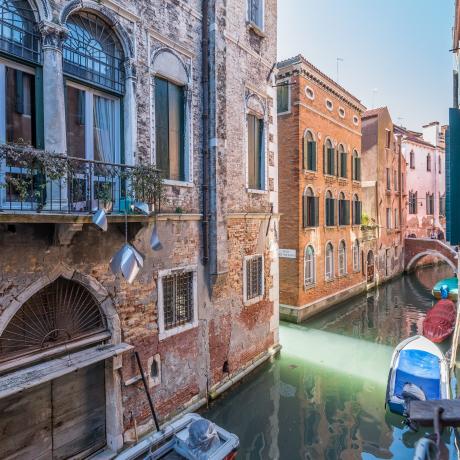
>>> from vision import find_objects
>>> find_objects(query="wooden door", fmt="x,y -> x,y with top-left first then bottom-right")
0,382 -> 52,460
52,362 -> 106,459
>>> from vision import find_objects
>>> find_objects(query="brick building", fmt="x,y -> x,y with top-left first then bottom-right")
361,107 -> 407,284
276,55 -> 367,323
394,122 -> 446,239
0,0 -> 279,457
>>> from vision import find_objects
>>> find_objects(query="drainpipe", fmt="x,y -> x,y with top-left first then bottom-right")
201,0 -> 210,266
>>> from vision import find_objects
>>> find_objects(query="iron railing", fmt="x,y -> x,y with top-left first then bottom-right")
0,147 -> 162,214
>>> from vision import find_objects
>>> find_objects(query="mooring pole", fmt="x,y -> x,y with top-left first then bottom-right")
134,351 -> 160,431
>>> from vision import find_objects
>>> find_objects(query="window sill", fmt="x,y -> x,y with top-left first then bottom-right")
244,294 -> 264,306
163,179 -> 194,188
247,188 -> 268,195
278,110 -> 291,116
352,180 -> 361,186
304,283 -> 316,291
337,273 -> 348,279
324,174 -> 337,180
246,21 -> 266,37
325,277 -> 335,283
159,320 -> 198,341
325,225 -> 337,230
304,169 -> 318,175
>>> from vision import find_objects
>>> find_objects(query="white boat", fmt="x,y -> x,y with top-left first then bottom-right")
386,335 -> 450,416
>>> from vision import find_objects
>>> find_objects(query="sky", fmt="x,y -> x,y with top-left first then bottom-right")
278,0 -> 454,131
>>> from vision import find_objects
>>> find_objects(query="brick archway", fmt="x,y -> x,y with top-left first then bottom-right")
404,238 -> 458,273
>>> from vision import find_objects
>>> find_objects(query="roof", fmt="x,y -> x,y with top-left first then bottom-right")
395,125 -> 436,149
277,54 -> 365,110
362,107 -> 388,119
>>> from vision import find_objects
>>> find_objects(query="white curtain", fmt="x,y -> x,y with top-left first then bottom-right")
93,95 -> 115,163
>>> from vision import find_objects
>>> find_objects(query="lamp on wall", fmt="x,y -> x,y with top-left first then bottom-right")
110,243 -> 144,284
92,209 -> 108,232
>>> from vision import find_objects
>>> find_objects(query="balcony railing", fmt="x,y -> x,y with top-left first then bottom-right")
0,145 -> 163,218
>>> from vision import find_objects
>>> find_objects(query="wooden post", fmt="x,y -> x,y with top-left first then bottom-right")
450,261 -> 460,369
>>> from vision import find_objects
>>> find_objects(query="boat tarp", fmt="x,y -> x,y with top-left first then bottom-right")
394,349 -> 441,400
433,278 -> 458,292
423,299 -> 457,343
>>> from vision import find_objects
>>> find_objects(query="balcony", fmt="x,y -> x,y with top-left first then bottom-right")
0,145 -> 163,224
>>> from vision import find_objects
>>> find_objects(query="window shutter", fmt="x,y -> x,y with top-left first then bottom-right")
155,77 -> 170,178
314,197 -> 319,226
248,114 -> 256,188
302,194 -> 307,227
331,149 -> 335,175
15,70 -> 24,114
345,200 -> 350,225
357,201 -> 362,224
168,82 -> 185,181
311,141 -> 317,171
357,158 -> 361,180
331,199 -> 336,226
303,138 -> 307,170
323,145 -> 326,173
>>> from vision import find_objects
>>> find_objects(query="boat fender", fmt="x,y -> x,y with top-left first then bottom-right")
413,438 -> 438,460
187,419 -> 221,456
402,383 -> 426,403
441,285 -> 449,300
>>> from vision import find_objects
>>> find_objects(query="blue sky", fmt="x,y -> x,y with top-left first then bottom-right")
278,0 -> 454,131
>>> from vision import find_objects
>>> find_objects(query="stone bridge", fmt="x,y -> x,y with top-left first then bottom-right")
404,238 -> 458,273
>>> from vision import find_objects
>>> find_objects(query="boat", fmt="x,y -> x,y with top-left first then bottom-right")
423,298 -> 457,343
386,335 -> 449,416
116,413 -> 239,460
432,278 -> 458,301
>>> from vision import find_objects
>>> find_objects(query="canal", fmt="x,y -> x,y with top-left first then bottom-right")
201,265 -> 459,459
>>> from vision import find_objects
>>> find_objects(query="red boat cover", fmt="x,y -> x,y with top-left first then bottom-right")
423,299 -> 457,343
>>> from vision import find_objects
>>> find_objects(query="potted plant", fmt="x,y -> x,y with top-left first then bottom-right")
129,163 -> 164,214
95,181 -> 113,213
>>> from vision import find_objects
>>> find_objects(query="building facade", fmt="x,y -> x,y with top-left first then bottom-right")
395,122 -> 446,239
361,107 -> 407,284
0,0 -> 279,457
276,55 -> 367,323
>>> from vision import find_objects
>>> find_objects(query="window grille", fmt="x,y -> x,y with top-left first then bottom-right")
338,241 -> 346,276
325,243 -> 334,280
277,83 -> 289,113
63,11 -> 125,93
246,255 -> 263,300
303,131 -> 316,171
353,241 -> 360,272
162,271 -> 194,330
0,0 -> 40,63
304,246 -> 315,287
409,191 -> 417,214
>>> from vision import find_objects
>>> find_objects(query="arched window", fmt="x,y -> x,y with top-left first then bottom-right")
352,194 -> 362,225
338,144 -> 347,178
63,12 -> 125,163
0,0 -> 40,63
427,153 -> 431,172
324,138 -> 335,175
304,245 -> 315,287
338,191 -> 349,226
325,242 -> 334,280
353,239 -> 360,272
325,190 -> 335,226
352,150 -> 361,181
302,186 -> 318,227
303,130 -> 316,171
338,240 -> 346,276
409,191 -> 417,214
410,150 -> 415,169
0,277 -> 106,361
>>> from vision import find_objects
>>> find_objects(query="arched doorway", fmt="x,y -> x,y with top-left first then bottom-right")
0,277 -> 121,459
367,251 -> 375,283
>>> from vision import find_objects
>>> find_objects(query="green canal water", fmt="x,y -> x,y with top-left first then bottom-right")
201,265 -> 460,459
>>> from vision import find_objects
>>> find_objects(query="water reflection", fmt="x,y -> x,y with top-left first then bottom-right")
201,265 -> 458,459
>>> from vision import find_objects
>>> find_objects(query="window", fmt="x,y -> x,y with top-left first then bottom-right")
426,192 -> 434,215
325,190 -> 336,226
247,0 -> 264,30
244,255 -> 264,302
386,208 -> 391,229
325,242 -> 334,280
302,187 -> 319,227
352,194 -> 362,225
409,191 -> 417,214
326,99 -> 333,111
386,168 -> 391,190
324,138 -> 335,175
394,170 -> 398,191
0,0 -> 40,64
338,192 -> 350,226
353,115 -> 359,126
158,267 -> 198,340
386,129 -> 391,149
385,248 -> 391,276
352,240 -> 360,272
352,150 -> 361,181
402,173 -> 405,193
338,240 -> 346,276
338,107 -> 345,118
338,144 -> 347,178
440,193 -> 446,216
305,86 -> 315,100
277,83 -> 289,114
304,245 -> 315,287
427,153 -> 431,172
247,113 -> 264,190
394,208 -> 399,228
439,156 -> 442,174
303,130 -> 316,171
155,77 -> 185,181
410,150 -> 415,169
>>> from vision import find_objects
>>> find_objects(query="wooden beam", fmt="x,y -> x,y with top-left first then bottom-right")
408,400 -> 460,427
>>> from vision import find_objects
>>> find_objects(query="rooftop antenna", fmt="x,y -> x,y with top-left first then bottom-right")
336,57 -> 343,84
372,88 -> 378,109
397,117 -> 405,128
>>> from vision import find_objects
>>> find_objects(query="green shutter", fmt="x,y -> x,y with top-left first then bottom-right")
15,70 -> 24,114
303,137 -> 307,170
155,77 -> 170,178
345,200 -> 350,225
323,145 -> 326,173
314,196 -> 319,226
357,158 -> 361,180
168,82 -> 185,181
34,67 -> 44,149
331,199 -> 336,225
302,194 -> 307,227
311,141 -> 317,171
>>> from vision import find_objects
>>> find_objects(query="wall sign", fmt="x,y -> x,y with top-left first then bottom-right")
279,249 -> 297,259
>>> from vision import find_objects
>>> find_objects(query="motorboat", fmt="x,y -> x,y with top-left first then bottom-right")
386,335 -> 449,416
116,413 -> 239,460
432,278 -> 458,301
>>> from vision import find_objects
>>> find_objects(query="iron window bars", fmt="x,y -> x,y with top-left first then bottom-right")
246,255 -> 263,301
63,11 -> 125,94
0,0 -> 40,64
162,271 -> 194,330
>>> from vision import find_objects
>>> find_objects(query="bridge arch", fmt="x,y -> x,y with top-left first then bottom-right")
406,250 -> 457,273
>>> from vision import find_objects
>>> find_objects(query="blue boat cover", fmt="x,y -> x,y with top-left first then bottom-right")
394,349 -> 441,401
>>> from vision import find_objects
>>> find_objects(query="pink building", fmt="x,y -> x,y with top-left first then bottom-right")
395,122 -> 446,239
